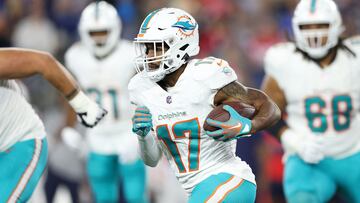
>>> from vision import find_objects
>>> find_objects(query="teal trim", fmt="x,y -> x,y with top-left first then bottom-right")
189,173 -> 256,203
140,9 -> 161,34
310,0 -> 317,13
0,138 -> 48,203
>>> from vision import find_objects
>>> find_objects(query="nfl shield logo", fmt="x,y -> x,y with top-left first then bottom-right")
166,96 -> 172,104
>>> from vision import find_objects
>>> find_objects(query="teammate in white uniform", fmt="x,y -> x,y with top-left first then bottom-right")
63,2 -> 147,203
0,48 -> 106,202
129,8 -> 280,202
262,0 -> 360,202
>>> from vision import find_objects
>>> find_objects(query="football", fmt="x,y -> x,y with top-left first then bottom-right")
203,101 -> 256,132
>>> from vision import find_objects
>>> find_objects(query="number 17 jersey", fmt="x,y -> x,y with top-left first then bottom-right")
128,57 -> 255,194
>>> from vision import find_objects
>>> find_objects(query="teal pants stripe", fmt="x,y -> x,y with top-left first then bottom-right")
284,152 -> 360,203
0,138 -> 48,203
189,173 -> 256,203
87,152 -> 148,203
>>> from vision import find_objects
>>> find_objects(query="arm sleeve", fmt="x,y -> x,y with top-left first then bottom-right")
137,132 -> 162,167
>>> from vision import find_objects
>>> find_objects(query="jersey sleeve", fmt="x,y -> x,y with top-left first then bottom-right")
64,45 -> 79,78
193,57 -> 238,90
344,36 -> 360,57
263,44 -> 289,88
127,74 -> 142,106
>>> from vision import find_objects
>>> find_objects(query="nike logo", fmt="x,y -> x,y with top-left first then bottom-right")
228,123 -> 242,130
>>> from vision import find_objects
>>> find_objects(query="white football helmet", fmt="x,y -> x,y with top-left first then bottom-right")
78,1 -> 121,57
134,8 -> 200,82
292,0 -> 344,59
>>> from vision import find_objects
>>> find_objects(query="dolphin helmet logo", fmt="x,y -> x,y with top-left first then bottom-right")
172,15 -> 197,37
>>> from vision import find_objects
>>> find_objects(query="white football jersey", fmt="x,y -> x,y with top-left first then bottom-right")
128,57 -> 255,194
65,40 -> 137,155
0,80 -> 45,151
265,37 -> 360,159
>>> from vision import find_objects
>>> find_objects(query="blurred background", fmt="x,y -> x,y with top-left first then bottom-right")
1,0 -> 359,202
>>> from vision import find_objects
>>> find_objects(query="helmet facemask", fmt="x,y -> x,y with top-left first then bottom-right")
134,40 -> 171,82
295,23 -> 333,58
292,0 -> 344,59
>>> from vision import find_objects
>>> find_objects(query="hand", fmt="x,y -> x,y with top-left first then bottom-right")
61,127 -> 83,150
132,106 -> 153,137
281,129 -> 325,164
205,105 -> 252,141
69,91 -> 107,128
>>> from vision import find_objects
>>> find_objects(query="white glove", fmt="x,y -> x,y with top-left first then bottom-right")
68,91 -> 107,128
281,129 -> 325,164
61,127 -> 83,150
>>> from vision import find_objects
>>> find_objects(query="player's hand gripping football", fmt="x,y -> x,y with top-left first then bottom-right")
205,105 -> 252,141
69,91 -> 108,128
132,106 -> 153,137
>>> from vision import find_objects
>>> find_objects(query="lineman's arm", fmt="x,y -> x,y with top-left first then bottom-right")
0,48 -> 79,98
0,48 -> 107,127
261,75 -> 288,139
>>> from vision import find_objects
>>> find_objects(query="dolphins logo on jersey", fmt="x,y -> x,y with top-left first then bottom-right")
172,15 -> 197,37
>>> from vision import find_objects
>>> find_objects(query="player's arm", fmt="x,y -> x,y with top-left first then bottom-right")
261,75 -> 288,139
132,105 -> 162,167
0,48 -> 107,127
0,48 -> 78,97
214,81 -> 281,134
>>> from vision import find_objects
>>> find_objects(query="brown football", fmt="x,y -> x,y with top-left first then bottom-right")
203,101 -> 256,132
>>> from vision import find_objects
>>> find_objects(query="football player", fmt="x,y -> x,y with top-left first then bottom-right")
0,48 -> 106,202
262,0 -> 360,202
129,8 -> 280,202
63,2 -> 147,203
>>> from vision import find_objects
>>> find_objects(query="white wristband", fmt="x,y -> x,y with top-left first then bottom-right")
68,91 -> 90,112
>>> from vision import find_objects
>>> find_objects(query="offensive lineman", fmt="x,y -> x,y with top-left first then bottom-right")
262,0 -> 360,202
0,48 -> 106,202
63,2 -> 147,203
129,8 -> 280,202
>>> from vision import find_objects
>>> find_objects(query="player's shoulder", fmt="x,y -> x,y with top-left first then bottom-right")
128,71 -> 150,92
343,36 -> 360,54
65,42 -> 87,59
265,42 -> 296,60
187,56 -> 235,81
114,39 -> 135,58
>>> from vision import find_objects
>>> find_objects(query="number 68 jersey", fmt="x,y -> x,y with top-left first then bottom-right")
128,57 -> 255,194
264,38 -> 360,159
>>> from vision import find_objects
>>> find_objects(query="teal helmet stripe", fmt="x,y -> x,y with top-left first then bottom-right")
140,9 -> 161,34
310,0 -> 317,13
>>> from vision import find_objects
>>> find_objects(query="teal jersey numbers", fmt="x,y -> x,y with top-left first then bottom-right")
305,95 -> 353,133
156,118 -> 201,173
87,87 -> 120,120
